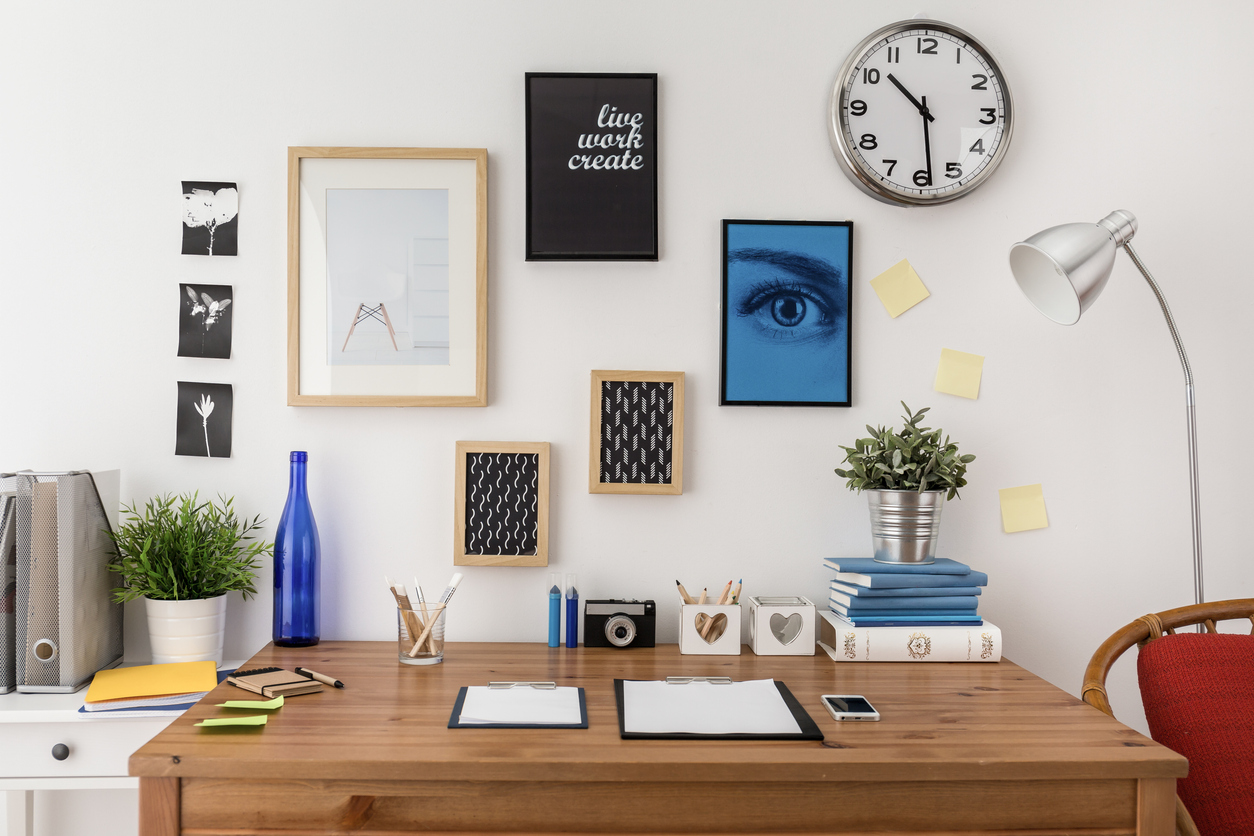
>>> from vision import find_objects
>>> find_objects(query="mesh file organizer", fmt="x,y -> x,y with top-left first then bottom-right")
6,472 -> 123,692
1,489 -> 16,693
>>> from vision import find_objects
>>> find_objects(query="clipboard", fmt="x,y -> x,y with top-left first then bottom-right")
448,685 -> 589,729
614,679 -> 823,740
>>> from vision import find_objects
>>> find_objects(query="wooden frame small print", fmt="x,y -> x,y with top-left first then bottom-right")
525,73 -> 658,260
454,441 -> 550,567
589,371 -> 684,495
287,147 -> 488,407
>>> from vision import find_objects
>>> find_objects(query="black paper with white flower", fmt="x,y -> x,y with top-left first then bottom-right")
178,283 -> 232,359
181,181 -> 238,256
599,381 -> 673,484
463,453 -> 539,556
175,382 -> 233,458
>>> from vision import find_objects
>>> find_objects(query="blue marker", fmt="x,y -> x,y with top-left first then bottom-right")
548,572 -> 561,647
565,573 -> 579,648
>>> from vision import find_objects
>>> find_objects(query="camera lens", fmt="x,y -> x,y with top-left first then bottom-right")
604,614 -> 637,647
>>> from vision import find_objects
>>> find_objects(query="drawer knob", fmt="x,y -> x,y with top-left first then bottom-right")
51,743 -> 69,761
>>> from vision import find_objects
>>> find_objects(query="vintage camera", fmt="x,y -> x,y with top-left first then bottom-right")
584,599 -> 656,648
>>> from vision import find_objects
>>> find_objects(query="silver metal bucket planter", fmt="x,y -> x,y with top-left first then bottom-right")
867,489 -> 945,564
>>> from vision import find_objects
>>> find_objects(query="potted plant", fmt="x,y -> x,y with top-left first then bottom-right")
834,403 -> 975,564
107,493 -> 271,664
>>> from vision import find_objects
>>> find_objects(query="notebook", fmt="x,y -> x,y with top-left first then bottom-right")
85,660 -> 218,704
226,667 -> 323,697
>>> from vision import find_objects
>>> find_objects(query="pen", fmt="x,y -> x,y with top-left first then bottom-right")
548,572 -> 561,647
295,667 -> 344,689
565,573 -> 578,648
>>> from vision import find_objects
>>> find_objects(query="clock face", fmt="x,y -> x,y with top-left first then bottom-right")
829,20 -> 1013,205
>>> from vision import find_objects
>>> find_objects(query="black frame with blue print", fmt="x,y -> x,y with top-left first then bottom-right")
719,219 -> 853,407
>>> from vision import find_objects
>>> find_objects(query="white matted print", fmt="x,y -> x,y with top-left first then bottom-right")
288,148 -> 487,407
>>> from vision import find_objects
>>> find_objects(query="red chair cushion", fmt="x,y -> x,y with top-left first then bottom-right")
1138,632 -> 1254,835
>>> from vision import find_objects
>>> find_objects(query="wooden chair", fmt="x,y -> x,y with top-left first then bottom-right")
1082,598 -> 1254,836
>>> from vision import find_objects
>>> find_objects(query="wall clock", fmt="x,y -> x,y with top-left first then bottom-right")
828,19 -> 1013,206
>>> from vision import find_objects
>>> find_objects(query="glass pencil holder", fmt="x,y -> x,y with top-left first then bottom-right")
398,604 -> 446,666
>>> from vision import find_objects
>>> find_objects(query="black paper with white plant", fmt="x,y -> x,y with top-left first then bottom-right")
178,283 -> 232,359
181,181 -> 238,256
175,381 -> 233,458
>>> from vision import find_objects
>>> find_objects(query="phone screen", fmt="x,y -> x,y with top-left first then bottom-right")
826,696 -> 875,714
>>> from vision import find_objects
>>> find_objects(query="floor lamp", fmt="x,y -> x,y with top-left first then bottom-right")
1008,210 -> 1204,605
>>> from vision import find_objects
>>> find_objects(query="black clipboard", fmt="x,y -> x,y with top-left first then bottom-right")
447,686 -> 589,729
614,679 -> 823,740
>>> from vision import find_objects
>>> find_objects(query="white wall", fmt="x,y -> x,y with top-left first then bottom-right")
3,2 -> 1252,784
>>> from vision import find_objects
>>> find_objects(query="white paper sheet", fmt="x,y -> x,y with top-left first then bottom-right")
457,686 -> 582,725
622,679 -> 802,735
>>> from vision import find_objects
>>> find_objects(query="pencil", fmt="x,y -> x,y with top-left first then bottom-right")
716,580 -> 733,605
729,579 -> 742,604
676,580 -> 695,605
694,587 -> 709,631
407,603 -> 447,657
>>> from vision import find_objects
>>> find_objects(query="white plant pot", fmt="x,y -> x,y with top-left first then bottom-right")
145,595 -> 227,665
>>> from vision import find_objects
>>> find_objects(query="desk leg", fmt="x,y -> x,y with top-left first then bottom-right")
138,778 -> 179,836
1138,778 -> 1175,836
4,790 -> 33,836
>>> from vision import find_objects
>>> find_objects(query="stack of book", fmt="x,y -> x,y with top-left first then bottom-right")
78,660 -> 226,719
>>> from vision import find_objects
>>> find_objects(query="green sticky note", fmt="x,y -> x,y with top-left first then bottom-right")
217,695 -> 284,710
195,714 -> 269,727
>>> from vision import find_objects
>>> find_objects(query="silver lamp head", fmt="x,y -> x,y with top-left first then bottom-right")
1008,210 -> 1138,325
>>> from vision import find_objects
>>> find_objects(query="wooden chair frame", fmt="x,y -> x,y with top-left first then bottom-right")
1082,598 -> 1254,836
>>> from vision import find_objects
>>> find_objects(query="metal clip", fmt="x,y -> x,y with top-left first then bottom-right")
665,676 -> 733,685
488,681 -> 557,689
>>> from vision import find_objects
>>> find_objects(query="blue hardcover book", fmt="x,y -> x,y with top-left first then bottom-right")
823,557 -> 971,575
831,581 -> 983,598
830,571 -> 989,589
830,594 -> 979,610
827,612 -> 984,628
829,603 -> 979,618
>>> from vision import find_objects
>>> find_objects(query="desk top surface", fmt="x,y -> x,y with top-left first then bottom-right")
129,641 -> 1187,783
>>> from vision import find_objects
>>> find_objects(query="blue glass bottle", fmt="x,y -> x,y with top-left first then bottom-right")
274,451 -> 320,647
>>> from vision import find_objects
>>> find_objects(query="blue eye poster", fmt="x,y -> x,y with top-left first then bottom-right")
720,220 -> 853,407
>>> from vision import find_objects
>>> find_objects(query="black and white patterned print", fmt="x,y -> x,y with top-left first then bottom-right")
464,453 -> 539,555
599,381 -> 673,484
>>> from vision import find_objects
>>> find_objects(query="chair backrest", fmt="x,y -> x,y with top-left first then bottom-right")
1082,599 -> 1254,836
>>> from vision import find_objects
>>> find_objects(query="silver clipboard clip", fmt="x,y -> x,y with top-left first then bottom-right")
488,681 -> 557,689
665,676 -> 733,685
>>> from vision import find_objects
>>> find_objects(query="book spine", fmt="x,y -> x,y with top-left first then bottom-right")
818,612 -> 1002,662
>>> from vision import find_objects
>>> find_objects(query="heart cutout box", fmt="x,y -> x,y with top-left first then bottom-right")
748,596 -> 816,656
678,603 -> 742,655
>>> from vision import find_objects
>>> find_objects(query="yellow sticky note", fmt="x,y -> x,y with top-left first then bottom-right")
999,484 -> 1049,533
870,259 -> 930,318
218,695 -> 284,710
934,348 -> 985,399
195,714 -> 269,728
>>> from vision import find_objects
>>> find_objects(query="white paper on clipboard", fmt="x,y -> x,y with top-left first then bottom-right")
622,679 -> 801,735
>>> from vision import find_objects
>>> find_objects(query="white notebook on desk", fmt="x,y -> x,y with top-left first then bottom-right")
622,679 -> 801,735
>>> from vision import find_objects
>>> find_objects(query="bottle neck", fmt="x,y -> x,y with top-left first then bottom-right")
288,461 -> 308,497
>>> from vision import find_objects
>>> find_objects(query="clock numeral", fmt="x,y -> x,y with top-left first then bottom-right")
849,99 -> 867,116
917,37 -> 938,55
882,159 -> 898,177
945,163 -> 963,180
862,67 -> 880,84
971,74 -> 989,91
956,47 -> 962,64
979,108 -> 997,125
969,138 -> 986,155
913,169 -> 932,187
885,46 -> 900,63
859,134 -> 878,150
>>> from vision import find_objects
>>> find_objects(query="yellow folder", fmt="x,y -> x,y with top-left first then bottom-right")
85,660 -> 217,703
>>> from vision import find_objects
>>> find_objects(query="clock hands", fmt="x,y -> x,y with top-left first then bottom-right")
886,73 -> 934,122
921,95 -> 933,186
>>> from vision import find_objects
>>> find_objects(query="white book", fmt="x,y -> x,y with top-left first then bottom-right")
817,610 -> 1002,663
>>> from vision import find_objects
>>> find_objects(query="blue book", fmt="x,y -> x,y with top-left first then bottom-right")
831,581 -> 982,598
823,557 -> 971,575
830,602 -> 979,618
830,571 -> 989,589
827,612 -> 984,628
831,594 -> 979,610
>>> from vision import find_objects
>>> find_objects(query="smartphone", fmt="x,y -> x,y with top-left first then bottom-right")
821,694 -> 880,721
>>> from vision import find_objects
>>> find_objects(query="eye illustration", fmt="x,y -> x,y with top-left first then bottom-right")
729,248 -> 844,345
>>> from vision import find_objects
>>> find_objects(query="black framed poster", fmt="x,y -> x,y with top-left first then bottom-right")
525,73 -> 658,261
720,220 -> 853,407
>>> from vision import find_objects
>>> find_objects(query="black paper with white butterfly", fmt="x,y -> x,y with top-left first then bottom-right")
178,283 -> 233,359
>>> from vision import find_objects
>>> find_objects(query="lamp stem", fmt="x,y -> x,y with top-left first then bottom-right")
1122,242 -> 1204,606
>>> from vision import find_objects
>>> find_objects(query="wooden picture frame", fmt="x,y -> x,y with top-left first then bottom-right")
287,147 -> 488,407
589,370 -> 684,495
454,441 -> 550,566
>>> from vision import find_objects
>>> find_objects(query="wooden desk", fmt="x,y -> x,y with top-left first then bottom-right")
130,642 -> 1186,835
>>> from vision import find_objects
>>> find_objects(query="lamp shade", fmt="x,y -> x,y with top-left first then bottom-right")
1008,210 -> 1138,325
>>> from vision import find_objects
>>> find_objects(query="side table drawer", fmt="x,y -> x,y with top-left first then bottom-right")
0,719 -> 173,778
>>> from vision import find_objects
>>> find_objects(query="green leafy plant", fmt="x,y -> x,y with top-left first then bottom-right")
107,493 -> 271,603
834,402 -> 975,500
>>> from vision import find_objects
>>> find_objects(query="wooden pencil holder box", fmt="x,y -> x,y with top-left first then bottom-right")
748,596 -> 816,656
678,603 -> 741,655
